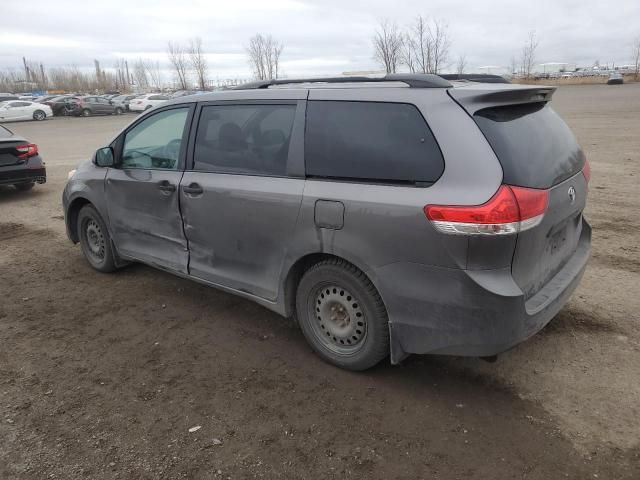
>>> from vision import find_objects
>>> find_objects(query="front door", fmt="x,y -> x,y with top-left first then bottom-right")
2,102 -> 26,121
105,105 -> 193,273
180,101 -> 305,300
95,97 -> 113,114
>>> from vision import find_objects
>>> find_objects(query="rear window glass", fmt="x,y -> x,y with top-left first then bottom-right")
305,101 -> 444,185
474,103 -> 584,188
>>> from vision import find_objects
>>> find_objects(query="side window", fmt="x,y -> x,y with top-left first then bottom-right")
121,108 -> 189,170
193,104 -> 296,176
305,101 -> 444,184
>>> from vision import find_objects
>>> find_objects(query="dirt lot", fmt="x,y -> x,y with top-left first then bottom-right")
1,84 -> 639,479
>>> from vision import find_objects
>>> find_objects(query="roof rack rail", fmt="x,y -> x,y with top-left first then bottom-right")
234,73 -> 452,90
439,74 -> 511,84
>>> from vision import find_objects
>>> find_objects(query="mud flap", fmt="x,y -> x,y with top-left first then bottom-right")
389,322 -> 409,365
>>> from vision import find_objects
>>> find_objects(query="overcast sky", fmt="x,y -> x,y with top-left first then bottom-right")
1,0 -> 639,82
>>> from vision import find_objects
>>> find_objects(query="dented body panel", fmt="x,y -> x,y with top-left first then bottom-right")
63,79 -> 590,364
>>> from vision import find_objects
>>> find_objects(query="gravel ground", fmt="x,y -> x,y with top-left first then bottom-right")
1,84 -> 639,479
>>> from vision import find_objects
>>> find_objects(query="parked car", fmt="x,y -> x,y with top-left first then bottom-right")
0,100 -> 53,122
607,73 -> 624,85
43,95 -> 80,116
0,93 -> 19,102
32,95 -> 57,103
128,93 -> 170,112
0,124 -> 46,191
111,94 -> 140,112
170,90 -> 196,98
67,96 -> 125,116
63,74 -> 591,371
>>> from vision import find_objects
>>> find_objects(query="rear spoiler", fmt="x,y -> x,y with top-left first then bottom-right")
440,74 -> 511,84
448,85 -> 556,115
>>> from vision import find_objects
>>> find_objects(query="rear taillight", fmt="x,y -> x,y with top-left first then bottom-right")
425,185 -> 549,235
16,143 -> 39,160
582,158 -> 591,184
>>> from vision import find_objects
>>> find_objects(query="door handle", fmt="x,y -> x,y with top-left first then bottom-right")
157,180 -> 176,193
182,183 -> 203,195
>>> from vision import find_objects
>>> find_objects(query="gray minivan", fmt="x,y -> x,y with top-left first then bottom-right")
63,74 -> 591,370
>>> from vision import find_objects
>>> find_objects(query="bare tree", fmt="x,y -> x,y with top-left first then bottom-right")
167,41 -> 189,89
404,15 -> 431,73
132,58 -> 149,90
246,33 -> 284,80
456,54 -> 467,75
509,56 -> 518,76
400,16 -> 450,74
373,19 -> 403,74
429,19 -> 451,74
400,33 -> 417,73
144,60 -> 162,90
189,37 -> 208,90
520,31 -> 539,79
632,36 -> 640,80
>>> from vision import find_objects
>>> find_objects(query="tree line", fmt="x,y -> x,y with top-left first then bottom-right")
1,27 -> 639,94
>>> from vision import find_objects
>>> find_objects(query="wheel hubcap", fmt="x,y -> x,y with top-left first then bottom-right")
312,285 -> 366,353
85,219 -> 105,261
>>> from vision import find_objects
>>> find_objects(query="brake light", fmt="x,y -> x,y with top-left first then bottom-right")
16,143 -> 39,160
582,158 -> 591,184
425,185 -> 549,235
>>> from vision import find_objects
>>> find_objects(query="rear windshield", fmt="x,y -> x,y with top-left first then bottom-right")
474,103 -> 584,188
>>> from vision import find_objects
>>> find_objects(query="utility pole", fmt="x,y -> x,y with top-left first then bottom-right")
22,56 -> 30,82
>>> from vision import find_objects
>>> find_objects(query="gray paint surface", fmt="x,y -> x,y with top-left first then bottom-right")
63,80 -> 590,363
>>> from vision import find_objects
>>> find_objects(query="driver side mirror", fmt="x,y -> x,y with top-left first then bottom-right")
94,146 -> 115,167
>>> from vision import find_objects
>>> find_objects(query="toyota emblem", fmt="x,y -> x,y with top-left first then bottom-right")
568,186 -> 576,204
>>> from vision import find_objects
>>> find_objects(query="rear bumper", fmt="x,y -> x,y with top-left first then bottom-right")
0,159 -> 46,185
377,219 -> 591,363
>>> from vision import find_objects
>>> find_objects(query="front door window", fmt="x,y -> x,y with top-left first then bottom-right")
121,108 -> 189,170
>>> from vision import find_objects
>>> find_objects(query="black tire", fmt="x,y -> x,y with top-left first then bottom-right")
14,182 -> 35,191
295,258 -> 389,371
33,110 -> 46,121
81,108 -> 91,117
114,107 -> 123,115
77,204 -> 117,273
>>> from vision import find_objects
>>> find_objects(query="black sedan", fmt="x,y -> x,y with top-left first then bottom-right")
0,125 -> 46,191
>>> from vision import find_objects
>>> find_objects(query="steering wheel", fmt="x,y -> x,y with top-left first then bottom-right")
123,149 -> 153,168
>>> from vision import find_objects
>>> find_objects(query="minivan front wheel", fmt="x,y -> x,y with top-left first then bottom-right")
77,205 -> 117,272
296,259 -> 389,370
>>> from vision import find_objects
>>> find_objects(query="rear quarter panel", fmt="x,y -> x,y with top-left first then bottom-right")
277,87 -> 506,313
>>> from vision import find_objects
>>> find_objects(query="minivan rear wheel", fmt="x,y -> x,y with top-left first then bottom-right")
77,204 -> 117,272
296,259 -> 389,370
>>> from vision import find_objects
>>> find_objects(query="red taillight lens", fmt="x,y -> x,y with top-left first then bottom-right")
16,143 -> 39,160
425,185 -> 549,235
582,158 -> 591,184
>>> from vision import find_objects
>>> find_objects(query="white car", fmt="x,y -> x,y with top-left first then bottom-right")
0,100 -> 53,122
128,94 -> 170,112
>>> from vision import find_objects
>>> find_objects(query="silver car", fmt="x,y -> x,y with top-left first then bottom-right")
63,74 -> 591,370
